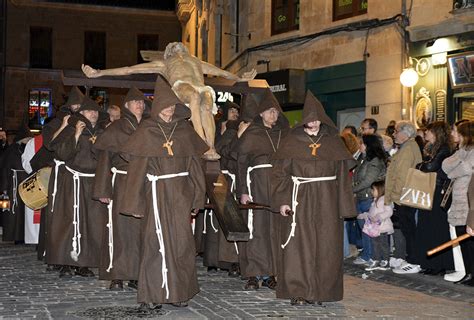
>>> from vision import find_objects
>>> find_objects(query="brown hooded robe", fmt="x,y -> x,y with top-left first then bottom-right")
271,92 -> 356,302
0,127 -> 31,242
45,97 -> 107,268
120,78 -> 208,305
234,90 -> 290,278
92,88 -> 151,281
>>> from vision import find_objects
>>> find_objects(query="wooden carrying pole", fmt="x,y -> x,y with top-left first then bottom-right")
427,233 -> 471,256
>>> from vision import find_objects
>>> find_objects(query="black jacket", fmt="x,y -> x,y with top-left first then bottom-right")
418,143 -> 451,186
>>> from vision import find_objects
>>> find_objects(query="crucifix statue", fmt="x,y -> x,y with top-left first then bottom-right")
82,42 -> 256,160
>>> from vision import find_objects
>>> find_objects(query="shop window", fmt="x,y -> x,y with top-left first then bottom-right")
137,34 -> 159,64
333,0 -> 368,21
30,27 -> 52,68
84,31 -> 106,69
28,89 -> 52,128
271,0 -> 299,36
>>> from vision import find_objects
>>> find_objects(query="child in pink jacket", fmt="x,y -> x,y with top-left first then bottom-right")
359,181 -> 394,271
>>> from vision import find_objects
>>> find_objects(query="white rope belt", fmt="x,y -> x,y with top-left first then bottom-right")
10,169 -> 25,214
281,175 -> 337,249
147,171 -> 189,300
246,164 -> 272,239
203,198 -> 218,234
221,169 -> 239,254
51,159 -> 65,213
221,170 -> 236,194
64,165 -> 95,261
106,167 -> 127,272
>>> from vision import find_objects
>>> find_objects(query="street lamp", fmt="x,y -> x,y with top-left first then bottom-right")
400,67 -> 419,87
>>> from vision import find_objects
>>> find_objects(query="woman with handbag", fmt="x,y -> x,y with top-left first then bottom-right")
352,134 -> 387,265
442,121 -> 474,285
413,121 -> 454,276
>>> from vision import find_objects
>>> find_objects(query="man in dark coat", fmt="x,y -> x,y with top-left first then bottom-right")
120,77 -> 208,309
202,100 -> 244,276
234,89 -> 289,290
34,86 -> 84,263
92,87 -> 151,290
0,124 -> 32,243
271,91 -> 357,305
45,96 -> 107,278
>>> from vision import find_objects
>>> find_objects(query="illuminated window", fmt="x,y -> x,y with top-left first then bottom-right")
271,0 -> 299,36
333,0 -> 368,21
28,89 -> 52,128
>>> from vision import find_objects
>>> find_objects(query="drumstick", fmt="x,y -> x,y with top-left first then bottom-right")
427,233 -> 471,256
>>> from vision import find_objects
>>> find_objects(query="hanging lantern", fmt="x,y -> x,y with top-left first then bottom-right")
400,67 -> 419,87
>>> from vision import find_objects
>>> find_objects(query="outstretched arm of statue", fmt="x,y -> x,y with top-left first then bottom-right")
81,61 -> 166,78
200,61 -> 257,82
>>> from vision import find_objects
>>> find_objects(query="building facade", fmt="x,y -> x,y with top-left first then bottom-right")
2,0 -> 180,131
178,0 -> 474,130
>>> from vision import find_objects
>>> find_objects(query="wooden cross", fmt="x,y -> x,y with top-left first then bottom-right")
163,140 -> 174,156
309,143 -> 321,156
89,135 -> 97,144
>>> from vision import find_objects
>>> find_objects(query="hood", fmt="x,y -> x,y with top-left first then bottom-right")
76,96 -> 101,112
220,100 -> 240,122
296,91 -> 337,134
239,94 -> 258,122
123,87 -> 152,114
64,86 -> 85,107
253,88 -> 283,116
150,75 -> 190,122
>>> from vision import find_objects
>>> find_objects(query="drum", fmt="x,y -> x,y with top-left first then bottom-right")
19,167 -> 52,210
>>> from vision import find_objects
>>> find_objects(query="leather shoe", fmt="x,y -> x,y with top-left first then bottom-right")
421,268 -> 445,276
128,280 -> 138,290
454,273 -> 472,285
74,267 -> 94,277
244,277 -> 259,290
59,266 -> 73,278
207,266 -> 218,273
109,280 -> 123,291
171,301 -> 188,307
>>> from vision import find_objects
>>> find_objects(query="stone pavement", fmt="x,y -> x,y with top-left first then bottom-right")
0,243 -> 473,319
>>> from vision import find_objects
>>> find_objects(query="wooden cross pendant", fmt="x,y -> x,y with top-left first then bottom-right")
309,143 -> 321,156
163,140 -> 174,156
89,135 -> 97,144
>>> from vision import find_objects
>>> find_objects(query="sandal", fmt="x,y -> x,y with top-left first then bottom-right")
74,267 -> 95,277
244,277 -> 259,290
290,297 -> 307,306
171,301 -> 188,307
261,276 -> 277,290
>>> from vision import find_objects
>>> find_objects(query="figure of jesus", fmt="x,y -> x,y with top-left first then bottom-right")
82,42 -> 256,160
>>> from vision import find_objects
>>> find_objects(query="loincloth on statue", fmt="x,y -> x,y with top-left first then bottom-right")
172,80 -> 218,115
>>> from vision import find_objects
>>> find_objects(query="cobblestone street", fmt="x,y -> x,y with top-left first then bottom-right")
0,243 -> 473,319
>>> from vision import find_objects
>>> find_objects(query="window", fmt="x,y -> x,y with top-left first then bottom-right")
28,89 -> 52,128
271,0 -> 299,36
30,27 -> 52,68
333,0 -> 368,21
137,34 -> 159,64
84,31 -> 106,69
